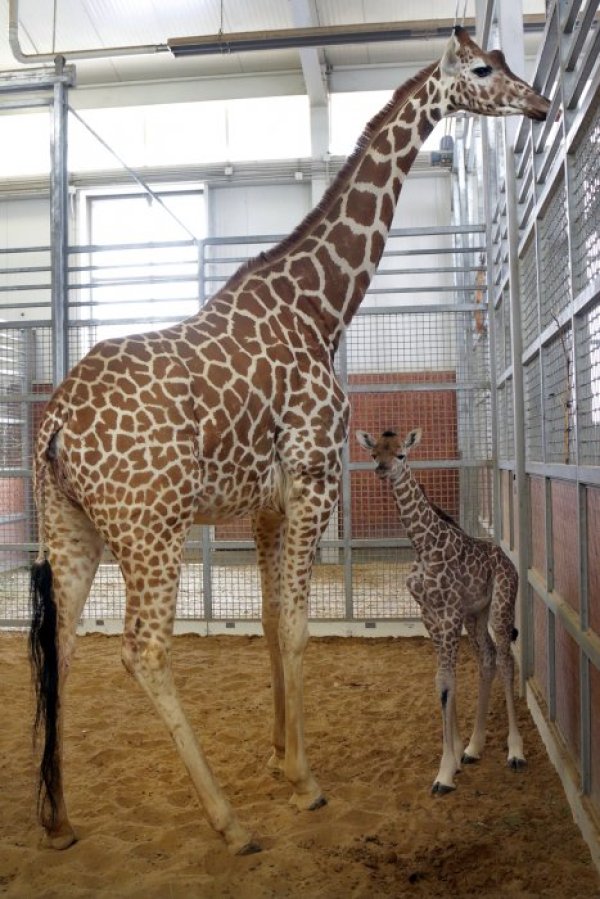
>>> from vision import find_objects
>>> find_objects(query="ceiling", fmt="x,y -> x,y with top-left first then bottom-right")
0,0 -> 546,99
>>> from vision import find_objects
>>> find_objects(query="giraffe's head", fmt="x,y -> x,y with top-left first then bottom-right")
356,427 -> 422,480
439,26 -> 550,122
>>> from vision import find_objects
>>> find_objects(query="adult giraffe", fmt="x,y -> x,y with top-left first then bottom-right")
30,27 -> 549,855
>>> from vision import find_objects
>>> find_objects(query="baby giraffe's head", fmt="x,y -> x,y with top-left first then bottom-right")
355,427 -> 422,480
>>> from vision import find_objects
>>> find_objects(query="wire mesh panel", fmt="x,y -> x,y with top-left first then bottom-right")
524,352 -> 543,462
520,234 -> 539,350
538,176 -> 572,330
497,379 -> 515,461
494,301 -> 506,375
570,83 -> 600,296
351,547 -> 420,619
576,301 -> 600,466
543,328 -> 575,465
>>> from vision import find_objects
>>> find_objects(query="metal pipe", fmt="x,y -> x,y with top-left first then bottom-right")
8,0 -> 168,64
50,56 -> 69,385
8,0 -> 547,67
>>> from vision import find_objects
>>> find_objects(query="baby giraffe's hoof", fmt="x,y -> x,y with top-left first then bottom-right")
289,790 -> 327,812
462,752 -> 480,765
431,781 -> 456,796
236,839 -> 262,856
507,756 -> 527,771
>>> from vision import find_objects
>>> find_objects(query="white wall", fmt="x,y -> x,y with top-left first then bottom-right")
0,198 -> 50,323
208,182 -> 312,240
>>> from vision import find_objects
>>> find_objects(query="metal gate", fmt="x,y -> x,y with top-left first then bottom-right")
0,222 -> 492,631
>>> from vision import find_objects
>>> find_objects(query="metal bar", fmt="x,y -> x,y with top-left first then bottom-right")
202,527 -> 213,620
347,382 -> 487,394
529,569 -> 600,673
580,650 -> 591,794
564,0 -> 598,71
527,463 -> 600,487
50,60 -> 69,386
338,332 -> 353,620
354,302 -> 489,315
0,65 -> 75,92
548,608 -> 557,721
565,23 -> 600,109
350,459 -> 488,471
0,98 -> 50,110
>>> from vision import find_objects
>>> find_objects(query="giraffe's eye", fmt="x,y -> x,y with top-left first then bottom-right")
472,65 -> 492,78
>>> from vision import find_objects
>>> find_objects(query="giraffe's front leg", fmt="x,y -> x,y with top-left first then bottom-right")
278,473 -> 338,812
252,510 -> 286,775
430,613 -> 463,795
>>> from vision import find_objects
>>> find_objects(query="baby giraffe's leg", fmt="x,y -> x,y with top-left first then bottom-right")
429,610 -> 463,794
490,577 -> 526,769
462,610 -> 496,763
407,575 -> 464,793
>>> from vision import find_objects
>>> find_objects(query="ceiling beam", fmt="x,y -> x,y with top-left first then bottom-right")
289,0 -> 327,106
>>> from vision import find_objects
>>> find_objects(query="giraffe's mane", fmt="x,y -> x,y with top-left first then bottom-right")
216,59 -> 440,298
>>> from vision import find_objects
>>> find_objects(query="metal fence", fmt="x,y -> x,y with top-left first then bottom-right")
0,222 -> 492,629
482,0 -> 600,834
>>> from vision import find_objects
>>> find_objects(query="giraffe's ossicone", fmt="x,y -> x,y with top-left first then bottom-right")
30,27 -> 549,854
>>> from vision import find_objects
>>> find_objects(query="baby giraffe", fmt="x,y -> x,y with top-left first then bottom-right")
356,427 -> 526,793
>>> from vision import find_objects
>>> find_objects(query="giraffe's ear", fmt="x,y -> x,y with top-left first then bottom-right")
441,32 -> 461,76
356,430 -> 375,451
403,428 -> 423,454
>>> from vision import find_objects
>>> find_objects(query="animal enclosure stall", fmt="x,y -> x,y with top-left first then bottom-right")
1,0 -> 600,883
0,223 -> 492,629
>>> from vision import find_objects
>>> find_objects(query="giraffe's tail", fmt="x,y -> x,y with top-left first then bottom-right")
30,429 -> 62,830
30,554 -> 60,830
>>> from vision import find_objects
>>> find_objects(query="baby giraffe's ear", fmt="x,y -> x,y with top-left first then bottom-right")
403,428 -> 423,454
356,430 -> 375,451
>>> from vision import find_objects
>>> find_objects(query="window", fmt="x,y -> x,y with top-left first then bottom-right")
75,187 -> 205,344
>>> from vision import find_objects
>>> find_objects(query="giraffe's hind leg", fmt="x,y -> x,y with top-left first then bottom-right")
462,610 -> 496,764
117,525 -> 259,856
30,478 -> 104,849
276,473 -> 340,812
253,510 -> 285,774
490,575 -> 526,770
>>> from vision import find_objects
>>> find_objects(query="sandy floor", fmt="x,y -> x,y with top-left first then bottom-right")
1,632 -> 599,898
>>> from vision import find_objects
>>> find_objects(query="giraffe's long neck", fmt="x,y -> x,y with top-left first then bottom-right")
389,465 -> 442,556
226,60 -> 445,353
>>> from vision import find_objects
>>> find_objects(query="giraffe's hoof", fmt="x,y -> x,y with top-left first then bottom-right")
266,750 -> 285,775
431,781 -> 456,796
507,756 -> 527,771
43,827 -> 77,851
235,839 -> 262,856
289,790 -> 327,812
461,752 -> 480,765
